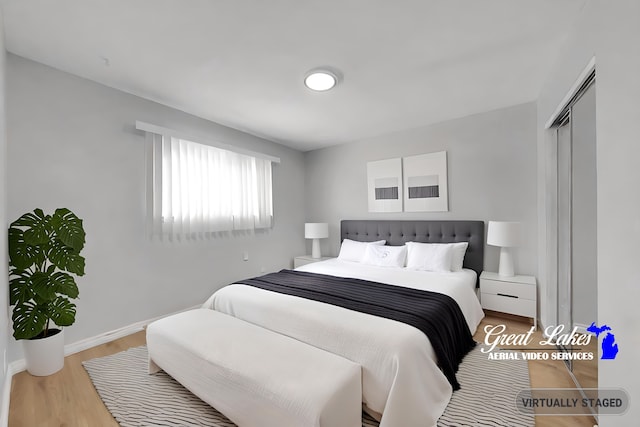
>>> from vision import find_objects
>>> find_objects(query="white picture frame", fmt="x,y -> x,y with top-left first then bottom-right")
367,158 -> 403,212
403,151 -> 448,212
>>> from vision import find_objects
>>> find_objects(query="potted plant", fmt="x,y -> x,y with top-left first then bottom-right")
8,208 -> 86,376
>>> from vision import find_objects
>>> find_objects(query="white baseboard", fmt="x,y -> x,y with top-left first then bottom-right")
62,304 -> 200,357
0,304 -> 200,426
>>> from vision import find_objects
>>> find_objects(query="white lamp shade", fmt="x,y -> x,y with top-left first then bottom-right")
305,223 -> 329,259
487,221 -> 521,248
305,223 -> 329,239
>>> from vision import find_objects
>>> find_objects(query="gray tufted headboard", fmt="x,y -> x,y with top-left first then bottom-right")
340,220 -> 485,286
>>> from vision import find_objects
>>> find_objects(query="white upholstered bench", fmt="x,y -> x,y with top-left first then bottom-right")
146,309 -> 362,427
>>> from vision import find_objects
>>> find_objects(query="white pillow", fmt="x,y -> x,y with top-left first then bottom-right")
362,244 -> 407,268
406,242 -> 453,272
450,242 -> 469,272
338,239 -> 386,262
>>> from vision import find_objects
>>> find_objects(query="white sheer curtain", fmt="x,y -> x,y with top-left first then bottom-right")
149,134 -> 273,238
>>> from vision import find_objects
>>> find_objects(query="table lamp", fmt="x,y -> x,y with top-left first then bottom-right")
487,221 -> 521,277
305,223 -> 329,259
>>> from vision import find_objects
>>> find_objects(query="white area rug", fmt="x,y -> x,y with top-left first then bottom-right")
83,345 -> 532,427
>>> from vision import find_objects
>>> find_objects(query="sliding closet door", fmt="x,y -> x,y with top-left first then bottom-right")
553,76 -> 597,391
570,83 -> 598,390
571,83 -> 597,331
557,119 -> 572,348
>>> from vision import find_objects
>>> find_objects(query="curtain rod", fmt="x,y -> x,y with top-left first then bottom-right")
135,121 -> 281,164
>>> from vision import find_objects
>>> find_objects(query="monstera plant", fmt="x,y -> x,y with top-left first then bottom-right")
8,208 -> 86,341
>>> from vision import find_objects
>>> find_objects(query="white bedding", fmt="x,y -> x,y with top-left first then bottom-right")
147,309 -> 362,427
203,258 -> 484,427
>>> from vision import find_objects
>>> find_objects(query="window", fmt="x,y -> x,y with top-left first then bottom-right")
140,123 -> 277,238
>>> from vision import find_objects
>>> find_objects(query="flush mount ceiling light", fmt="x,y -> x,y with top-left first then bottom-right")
304,69 -> 340,92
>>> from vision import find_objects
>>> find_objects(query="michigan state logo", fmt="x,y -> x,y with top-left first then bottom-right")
587,322 -> 619,360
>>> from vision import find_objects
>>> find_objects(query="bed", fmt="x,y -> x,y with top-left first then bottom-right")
203,220 -> 485,427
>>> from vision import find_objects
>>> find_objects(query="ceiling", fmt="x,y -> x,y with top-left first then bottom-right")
1,0 -> 586,151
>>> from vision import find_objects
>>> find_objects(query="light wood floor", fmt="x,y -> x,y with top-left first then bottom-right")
10,314 -> 597,426
478,312 -> 597,427
9,331 -> 146,427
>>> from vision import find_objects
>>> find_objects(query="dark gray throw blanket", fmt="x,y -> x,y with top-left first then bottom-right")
236,269 -> 476,390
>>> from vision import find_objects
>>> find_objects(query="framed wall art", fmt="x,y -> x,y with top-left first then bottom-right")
367,158 -> 403,212
403,151 -> 448,212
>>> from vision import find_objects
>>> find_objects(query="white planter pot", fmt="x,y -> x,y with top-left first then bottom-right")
22,328 -> 65,376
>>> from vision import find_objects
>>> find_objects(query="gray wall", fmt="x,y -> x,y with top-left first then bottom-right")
537,1 -> 640,425
0,6 -> 8,399
304,102 -> 537,276
6,54 -> 306,362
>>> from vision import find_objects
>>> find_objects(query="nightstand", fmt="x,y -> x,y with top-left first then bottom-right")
480,271 -> 537,330
293,255 -> 332,268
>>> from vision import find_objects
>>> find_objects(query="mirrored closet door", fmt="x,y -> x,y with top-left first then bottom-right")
553,72 -> 597,391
